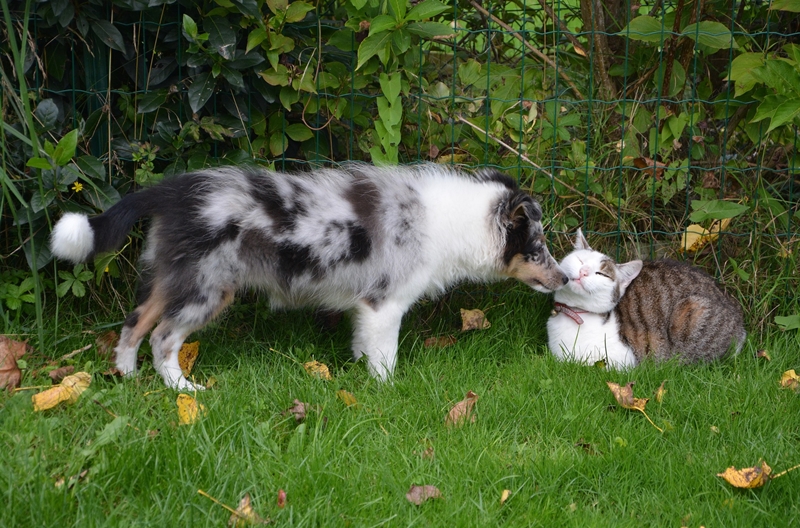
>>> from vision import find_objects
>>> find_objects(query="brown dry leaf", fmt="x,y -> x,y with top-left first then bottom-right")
228,493 -> 268,527
54,469 -> 88,489
102,367 -> 124,378
206,375 -> 218,389
95,330 -> 119,359
49,365 -> 75,384
780,369 -> 800,390
445,390 -> 478,428
283,399 -> 313,422
32,372 -> 92,411
575,438 -> 601,455
179,341 -> 200,377
654,380 -> 667,403
0,336 -> 30,390
336,390 -> 357,407
678,218 -> 731,254
632,157 -> 668,180
176,393 -> 206,425
756,350 -> 771,361
500,489 -> 511,505
405,484 -> 442,505
717,460 -> 772,489
277,489 -> 286,509
606,381 -> 663,432
460,309 -> 491,332
423,335 -> 458,348
303,360 -> 332,380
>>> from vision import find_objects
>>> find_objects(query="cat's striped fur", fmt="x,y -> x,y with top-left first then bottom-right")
548,229 -> 746,368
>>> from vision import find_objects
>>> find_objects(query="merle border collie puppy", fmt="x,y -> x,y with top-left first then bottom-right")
51,164 -> 568,389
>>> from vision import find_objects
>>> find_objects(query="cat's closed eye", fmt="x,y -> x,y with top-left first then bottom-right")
595,272 -> 611,278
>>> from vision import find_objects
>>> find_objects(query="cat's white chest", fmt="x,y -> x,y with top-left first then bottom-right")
547,309 -> 637,369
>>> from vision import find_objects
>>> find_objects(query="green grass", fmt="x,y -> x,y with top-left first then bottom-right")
2,284 -> 800,527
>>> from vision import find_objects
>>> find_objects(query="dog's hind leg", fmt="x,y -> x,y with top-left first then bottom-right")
150,288 -> 235,390
351,300 -> 407,381
114,292 -> 166,376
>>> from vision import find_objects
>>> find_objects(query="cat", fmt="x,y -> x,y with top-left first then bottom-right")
547,229 -> 746,368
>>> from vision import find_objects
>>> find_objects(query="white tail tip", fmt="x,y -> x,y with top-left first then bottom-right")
50,213 -> 94,263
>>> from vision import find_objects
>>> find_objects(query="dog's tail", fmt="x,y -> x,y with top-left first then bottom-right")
50,189 -> 159,263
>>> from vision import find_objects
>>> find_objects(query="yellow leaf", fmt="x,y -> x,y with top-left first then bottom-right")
780,369 -> 800,390
303,360 -> 332,380
177,393 -> 206,425
679,218 -> 731,254
336,389 -> 357,407
717,460 -> 772,488
445,390 -> 478,428
32,372 -> 91,411
228,493 -> 267,527
606,381 -> 663,432
179,341 -> 200,377
460,308 -> 491,332
500,489 -> 511,505
756,349 -> 771,361
654,380 -> 667,403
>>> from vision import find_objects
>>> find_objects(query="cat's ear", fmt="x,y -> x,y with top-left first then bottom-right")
617,260 -> 643,289
574,228 -> 591,250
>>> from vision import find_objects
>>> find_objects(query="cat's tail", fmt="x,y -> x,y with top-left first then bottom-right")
50,190 -> 159,263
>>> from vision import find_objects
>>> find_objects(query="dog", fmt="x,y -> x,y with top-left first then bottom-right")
50,164 -> 568,389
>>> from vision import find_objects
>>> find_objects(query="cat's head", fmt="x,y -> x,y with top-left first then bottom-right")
553,229 -> 643,312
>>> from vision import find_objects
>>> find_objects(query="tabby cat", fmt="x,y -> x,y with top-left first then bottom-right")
547,229 -> 746,368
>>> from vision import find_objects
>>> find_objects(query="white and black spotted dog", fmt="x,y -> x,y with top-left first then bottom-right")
50,164 -> 568,390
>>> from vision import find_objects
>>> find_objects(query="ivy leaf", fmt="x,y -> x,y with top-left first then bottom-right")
188,71 -> 216,113
406,22 -> 455,38
618,16 -> 667,44
259,65 -> 290,86
92,20 -> 126,53
406,0 -> 451,22
681,21 -> 737,50
182,14 -> 198,40
769,0 -> 800,12
35,99 -> 59,130
726,52 -> 765,96
230,0 -> 261,18
765,99 -> 800,133
356,31 -> 393,70
266,0 -> 288,14
285,123 -> 314,142
688,199 -> 749,222
269,132 -> 288,156
285,1 -> 315,23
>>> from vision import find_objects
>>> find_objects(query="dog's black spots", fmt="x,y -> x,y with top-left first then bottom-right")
246,172 -> 306,233
345,174 -> 380,223
276,241 -> 323,280
500,191 -> 546,265
478,169 -> 518,190
124,311 -> 140,328
347,222 -> 372,261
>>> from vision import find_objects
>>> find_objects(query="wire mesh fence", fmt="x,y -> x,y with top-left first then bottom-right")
1,0 -> 798,325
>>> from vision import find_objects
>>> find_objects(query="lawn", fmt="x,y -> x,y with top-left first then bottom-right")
2,284 -> 800,527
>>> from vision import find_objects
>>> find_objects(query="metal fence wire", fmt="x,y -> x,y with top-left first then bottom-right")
1,0 -> 798,322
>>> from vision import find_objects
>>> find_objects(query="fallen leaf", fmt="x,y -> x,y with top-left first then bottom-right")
654,380 -> 667,403
445,390 -> 478,428
0,336 -> 30,390
228,493 -> 268,526
632,156 -> 668,180
423,335 -> 457,348
336,390 -> 357,407
49,365 -> 75,384
460,308 -> 491,332
54,469 -> 88,489
277,489 -> 286,508
575,438 -> 601,455
32,372 -> 92,411
206,375 -> 218,389
756,350 -> 771,361
283,399 -> 314,422
179,341 -> 200,377
717,460 -> 772,489
405,484 -> 442,505
606,381 -> 663,432
176,393 -> 206,425
95,330 -> 119,359
500,489 -> 511,505
710,425 -> 720,434
678,218 -> 731,254
101,367 -> 124,378
303,360 -> 332,380
594,359 -> 607,369
780,369 -> 800,390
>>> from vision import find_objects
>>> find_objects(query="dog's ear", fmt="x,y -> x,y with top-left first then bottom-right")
503,193 -> 541,229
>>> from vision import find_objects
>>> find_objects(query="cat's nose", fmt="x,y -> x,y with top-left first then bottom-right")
579,267 -> 590,277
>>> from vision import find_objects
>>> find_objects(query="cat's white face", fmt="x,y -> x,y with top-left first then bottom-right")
553,229 -> 643,313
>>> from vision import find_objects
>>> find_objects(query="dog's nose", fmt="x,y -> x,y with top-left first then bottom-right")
561,274 -> 569,285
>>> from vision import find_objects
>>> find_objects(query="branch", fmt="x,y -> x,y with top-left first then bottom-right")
535,0 -> 589,58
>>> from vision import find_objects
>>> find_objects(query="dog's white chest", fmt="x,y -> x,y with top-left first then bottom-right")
547,309 -> 636,369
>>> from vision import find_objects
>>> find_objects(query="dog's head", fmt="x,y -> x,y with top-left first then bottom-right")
497,191 -> 568,293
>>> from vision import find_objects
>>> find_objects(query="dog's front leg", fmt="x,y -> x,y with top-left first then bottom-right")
351,301 -> 407,381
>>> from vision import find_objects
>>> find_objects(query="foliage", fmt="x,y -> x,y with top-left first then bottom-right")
0,0 -> 798,337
